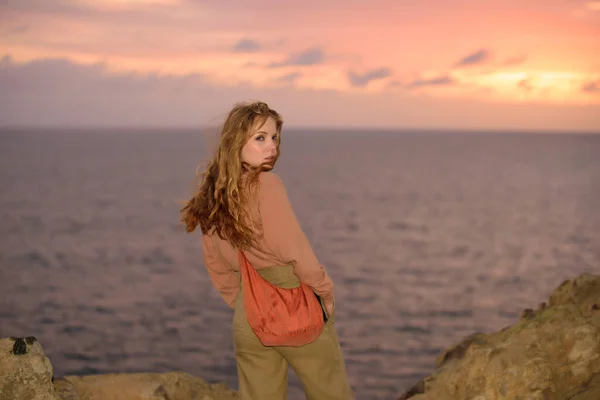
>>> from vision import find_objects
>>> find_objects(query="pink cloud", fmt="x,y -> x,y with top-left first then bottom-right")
1,55 -> 599,132
0,1 -> 599,131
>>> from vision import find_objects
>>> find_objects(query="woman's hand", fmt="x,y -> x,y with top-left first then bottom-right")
324,300 -> 335,319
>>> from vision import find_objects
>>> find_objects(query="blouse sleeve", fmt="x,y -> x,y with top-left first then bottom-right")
258,172 -> 335,303
201,234 -> 240,308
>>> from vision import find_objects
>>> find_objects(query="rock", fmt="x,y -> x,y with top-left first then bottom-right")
398,273 -> 600,400
397,379 -> 425,400
1,337 -> 238,400
0,336 -> 60,400
53,372 -> 238,400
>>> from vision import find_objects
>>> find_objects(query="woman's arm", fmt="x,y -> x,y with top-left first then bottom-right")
201,234 -> 240,308
258,172 -> 335,312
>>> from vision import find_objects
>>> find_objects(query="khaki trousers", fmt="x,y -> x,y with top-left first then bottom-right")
232,283 -> 354,399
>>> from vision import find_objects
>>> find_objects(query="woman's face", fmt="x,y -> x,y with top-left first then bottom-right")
241,116 -> 279,169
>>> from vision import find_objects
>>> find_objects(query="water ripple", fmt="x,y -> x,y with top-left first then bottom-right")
1,129 -> 599,400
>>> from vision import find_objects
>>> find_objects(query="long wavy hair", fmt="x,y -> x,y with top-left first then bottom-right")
180,101 -> 283,249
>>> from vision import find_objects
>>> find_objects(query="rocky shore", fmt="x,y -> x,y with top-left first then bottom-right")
398,273 -> 600,400
1,274 -> 599,400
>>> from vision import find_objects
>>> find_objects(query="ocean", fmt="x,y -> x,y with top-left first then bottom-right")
1,128 -> 599,399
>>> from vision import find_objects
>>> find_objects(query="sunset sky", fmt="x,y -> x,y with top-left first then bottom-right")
1,0 -> 599,132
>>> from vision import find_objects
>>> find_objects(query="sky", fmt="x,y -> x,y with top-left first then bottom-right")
0,0 -> 599,132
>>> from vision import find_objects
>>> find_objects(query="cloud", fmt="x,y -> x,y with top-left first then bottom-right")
0,0 -> 239,38
455,49 -> 491,67
278,71 -> 301,83
0,54 -> 341,127
1,55 -> 599,132
1,0 -> 100,18
232,39 -> 261,53
407,74 -> 456,88
502,54 -> 528,66
3,0 -> 181,14
1,24 -> 30,36
270,47 -> 325,67
587,1 -> 600,11
0,55 -> 212,126
387,80 -> 403,88
347,68 -> 392,87
582,80 -> 600,93
517,78 -> 533,92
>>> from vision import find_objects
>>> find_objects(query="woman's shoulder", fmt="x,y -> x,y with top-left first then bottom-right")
258,171 -> 285,190
255,171 -> 290,205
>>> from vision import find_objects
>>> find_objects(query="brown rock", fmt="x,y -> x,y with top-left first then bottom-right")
519,308 -> 536,320
0,336 -> 60,400
397,379 -> 425,400
1,337 -> 238,400
53,372 -> 238,400
397,273 -> 600,400
434,332 -> 487,369
562,372 -> 600,400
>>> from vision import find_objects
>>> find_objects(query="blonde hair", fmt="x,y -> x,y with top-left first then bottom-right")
180,101 -> 283,249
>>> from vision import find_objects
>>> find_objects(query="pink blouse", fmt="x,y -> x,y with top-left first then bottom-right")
200,171 -> 335,308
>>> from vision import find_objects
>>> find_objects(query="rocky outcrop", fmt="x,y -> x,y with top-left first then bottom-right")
53,372 -> 238,400
0,336 -> 60,400
398,273 -> 600,400
0,337 -> 238,400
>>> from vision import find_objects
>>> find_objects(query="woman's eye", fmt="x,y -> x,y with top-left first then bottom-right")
256,136 -> 264,141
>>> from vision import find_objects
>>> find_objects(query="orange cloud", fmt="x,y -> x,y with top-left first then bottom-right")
2,55 -> 598,132
587,1 -> 600,11
1,1 -> 599,130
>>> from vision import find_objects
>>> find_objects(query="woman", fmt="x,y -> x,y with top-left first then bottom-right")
181,101 -> 354,399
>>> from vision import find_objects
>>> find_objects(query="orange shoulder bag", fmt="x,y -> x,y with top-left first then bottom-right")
238,250 -> 325,347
